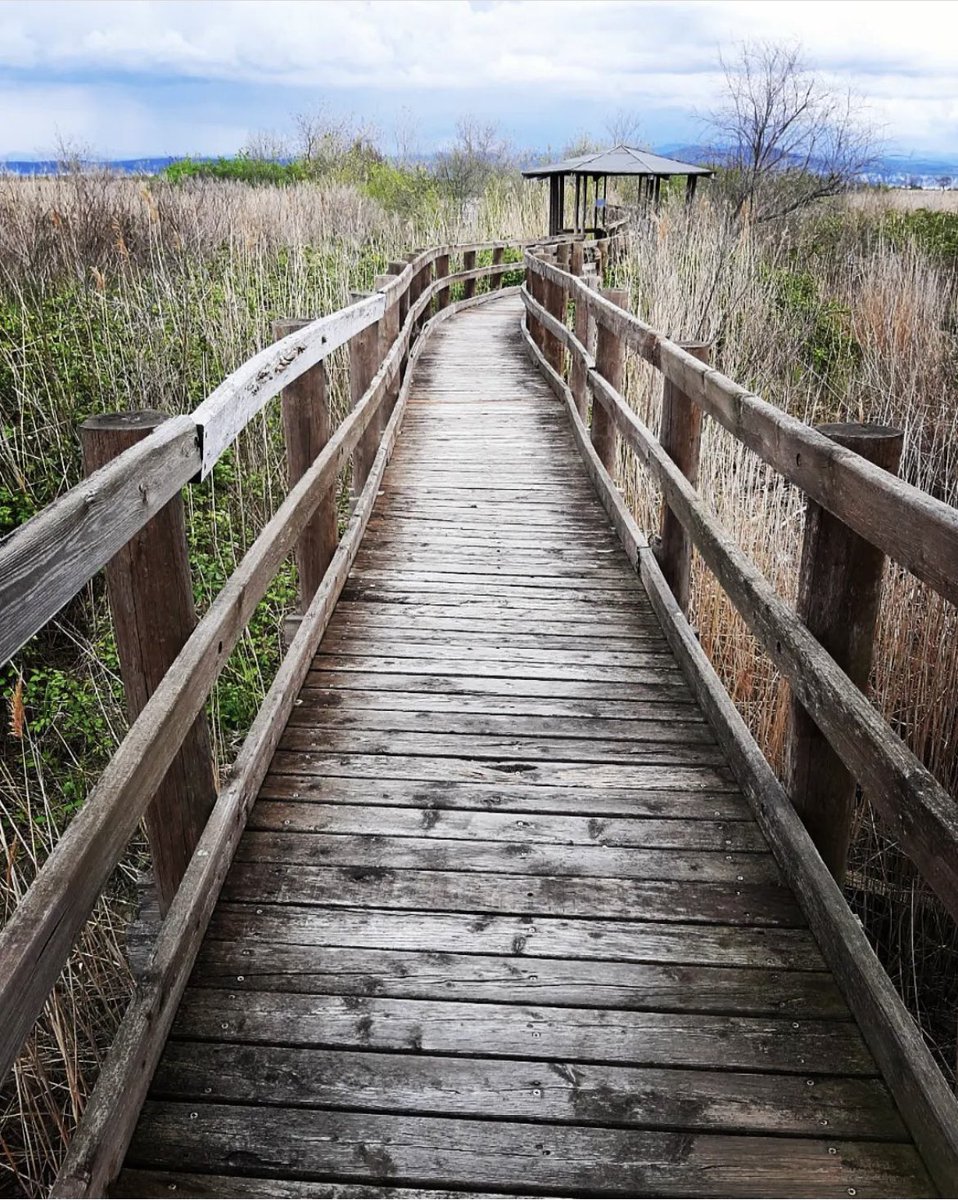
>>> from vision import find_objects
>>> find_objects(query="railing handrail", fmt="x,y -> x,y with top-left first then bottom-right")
0,238 -> 552,669
520,253 -> 958,1192
526,252 -> 958,610
0,238 -> 548,1101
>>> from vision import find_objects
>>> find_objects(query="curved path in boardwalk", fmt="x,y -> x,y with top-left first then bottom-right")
117,297 -> 931,1198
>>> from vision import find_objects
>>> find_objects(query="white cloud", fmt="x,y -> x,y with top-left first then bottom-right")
0,0 -> 955,153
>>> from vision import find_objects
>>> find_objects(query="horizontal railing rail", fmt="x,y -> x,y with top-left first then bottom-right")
520,248 -> 958,1193
0,228 -> 621,1197
0,238 -> 562,669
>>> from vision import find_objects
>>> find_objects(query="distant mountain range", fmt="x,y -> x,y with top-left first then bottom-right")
659,144 -> 958,189
0,155 -> 187,175
3,149 -> 958,189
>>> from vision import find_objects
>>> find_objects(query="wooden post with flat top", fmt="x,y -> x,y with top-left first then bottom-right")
273,319 -> 338,613
570,256 -> 591,418
80,411 -> 217,914
462,249 -> 477,299
656,341 -> 712,614
542,258 -> 566,377
348,304 -> 380,496
492,245 -> 504,289
785,422 -> 905,883
435,253 -> 450,311
374,274 -> 401,423
590,287 -> 628,474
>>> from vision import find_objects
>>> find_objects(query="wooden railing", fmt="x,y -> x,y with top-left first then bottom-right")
521,248 -> 958,1193
0,234 -> 595,1197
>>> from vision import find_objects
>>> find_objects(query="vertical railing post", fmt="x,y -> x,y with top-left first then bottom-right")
525,256 -> 542,350
492,245 -> 504,289
417,259 -> 433,326
373,274 -> 402,425
389,260 -> 410,329
348,306 -> 380,497
542,258 -> 566,377
785,422 -> 904,883
590,287 -> 628,473
435,253 -> 450,311
273,319 -> 338,614
656,341 -> 712,614
463,249 -> 477,299
570,261 -> 591,420
570,242 -> 584,277
79,412 -> 217,914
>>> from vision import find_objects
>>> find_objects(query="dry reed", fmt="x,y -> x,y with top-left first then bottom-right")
0,170 -> 543,1196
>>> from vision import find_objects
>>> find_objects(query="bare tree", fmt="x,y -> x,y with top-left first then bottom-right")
435,118 -> 514,204
603,109 -> 646,148
241,129 -> 290,161
709,42 -> 877,222
938,175 -> 953,191
292,107 -> 380,172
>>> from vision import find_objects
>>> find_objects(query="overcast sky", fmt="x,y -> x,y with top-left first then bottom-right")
1,0 -> 956,160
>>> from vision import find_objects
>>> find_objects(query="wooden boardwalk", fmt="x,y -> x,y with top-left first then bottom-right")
117,297 -> 931,1198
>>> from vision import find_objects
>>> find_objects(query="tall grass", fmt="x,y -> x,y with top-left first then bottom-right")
614,194 -> 958,1077
0,170 -> 543,1195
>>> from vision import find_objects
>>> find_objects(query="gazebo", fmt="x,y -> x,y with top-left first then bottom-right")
522,144 -> 714,237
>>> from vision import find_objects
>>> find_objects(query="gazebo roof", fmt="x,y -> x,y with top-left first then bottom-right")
523,144 -> 713,179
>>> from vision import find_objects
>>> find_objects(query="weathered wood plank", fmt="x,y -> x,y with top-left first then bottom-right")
190,941 -> 846,1016
223,861 -> 797,924
256,773 -> 748,818
208,904 -> 824,970
244,804 -> 758,850
152,1043 -> 903,1139
127,1106 -> 931,1196
171,990 -> 873,1074
0,416 -> 200,667
115,1171 -> 514,1199
194,293 -> 385,478
276,727 -> 725,768
267,752 -> 737,792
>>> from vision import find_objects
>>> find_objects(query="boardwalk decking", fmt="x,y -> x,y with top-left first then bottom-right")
117,297 -> 931,1198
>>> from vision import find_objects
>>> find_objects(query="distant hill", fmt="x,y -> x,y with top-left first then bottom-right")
0,156 -> 203,176
4,148 -> 958,190
658,143 -> 958,189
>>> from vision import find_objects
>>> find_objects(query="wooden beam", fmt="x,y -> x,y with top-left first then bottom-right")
492,245 -> 504,290
51,286 -> 519,1200
786,423 -> 904,882
193,293 -> 385,479
462,250 -> 477,300
519,309 -> 958,1196
590,287 -> 628,473
0,416 -> 200,669
525,251 -> 958,612
434,253 -> 450,310
0,287 -> 406,1092
80,412 -> 216,913
348,303 -> 382,497
273,320 -> 338,612
656,342 -> 711,614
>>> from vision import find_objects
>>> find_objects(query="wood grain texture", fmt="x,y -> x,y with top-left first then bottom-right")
520,289 -> 958,1191
80,413 -> 216,913
51,279 -> 508,1199
526,250 -> 958,609
126,1106 -> 931,1197
107,291 -> 932,1198
0,414 -> 200,667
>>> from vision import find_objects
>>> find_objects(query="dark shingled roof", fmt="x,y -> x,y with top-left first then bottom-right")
523,144 -> 713,179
